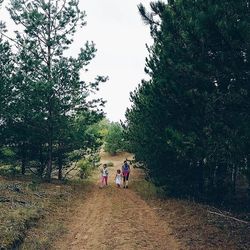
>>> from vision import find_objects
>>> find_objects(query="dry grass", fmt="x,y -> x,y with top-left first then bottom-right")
131,174 -> 161,200
131,171 -> 250,250
0,177 -> 43,249
0,176 -> 92,250
0,206 -> 42,249
154,199 -> 250,250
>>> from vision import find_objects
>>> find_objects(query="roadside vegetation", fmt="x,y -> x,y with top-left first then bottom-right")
131,170 -> 250,250
0,176 -> 92,249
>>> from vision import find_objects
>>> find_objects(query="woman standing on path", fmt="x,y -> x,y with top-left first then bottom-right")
122,160 -> 130,188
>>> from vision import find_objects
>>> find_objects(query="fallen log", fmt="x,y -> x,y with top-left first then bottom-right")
208,210 -> 249,225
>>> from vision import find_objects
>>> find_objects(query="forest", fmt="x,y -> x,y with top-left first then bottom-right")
125,0 -> 250,206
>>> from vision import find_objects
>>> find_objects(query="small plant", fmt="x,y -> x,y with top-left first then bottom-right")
27,180 -> 40,191
132,179 -> 165,200
77,159 -> 92,179
0,147 -> 16,159
106,161 -> 114,167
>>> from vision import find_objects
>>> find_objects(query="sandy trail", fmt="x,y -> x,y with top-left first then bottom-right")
54,153 -> 180,250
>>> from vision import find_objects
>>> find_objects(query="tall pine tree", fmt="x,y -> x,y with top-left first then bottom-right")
1,0 -> 106,180
125,0 -> 250,201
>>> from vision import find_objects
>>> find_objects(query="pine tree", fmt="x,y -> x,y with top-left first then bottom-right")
1,0 -> 107,180
0,38 -> 15,150
125,0 -> 250,200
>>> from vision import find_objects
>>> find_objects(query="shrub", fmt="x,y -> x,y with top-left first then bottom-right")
106,161 -> 114,167
0,165 -> 21,177
77,153 -> 101,179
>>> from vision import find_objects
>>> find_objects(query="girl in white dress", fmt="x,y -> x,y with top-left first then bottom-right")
115,169 -> 122,187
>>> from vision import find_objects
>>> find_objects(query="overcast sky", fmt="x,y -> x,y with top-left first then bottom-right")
0,0 -> 152,122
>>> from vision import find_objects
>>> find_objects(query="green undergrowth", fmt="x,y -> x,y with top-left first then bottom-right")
106,161 -> 114,167
131,178 -> 164,200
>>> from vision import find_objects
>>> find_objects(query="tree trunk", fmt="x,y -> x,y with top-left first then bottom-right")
197,160 -> 204,197
46,127 -> 53,181
21,146 -> 26,175
21,156 -> 26,175
46,1 -> 53,182
58,153 -> 63,180
38,147 -> 45,178
231,164 -> 237,195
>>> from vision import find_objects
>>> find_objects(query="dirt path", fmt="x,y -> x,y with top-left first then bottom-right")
54,153 -> 181,250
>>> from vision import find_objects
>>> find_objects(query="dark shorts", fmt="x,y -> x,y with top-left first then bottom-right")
123,172 -> 130,181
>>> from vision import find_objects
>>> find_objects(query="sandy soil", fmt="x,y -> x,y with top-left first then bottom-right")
53,152 -> 181,250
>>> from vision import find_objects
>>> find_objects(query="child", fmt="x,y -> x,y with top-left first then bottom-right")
100,164 -> 108,188
115,169 -> 122,188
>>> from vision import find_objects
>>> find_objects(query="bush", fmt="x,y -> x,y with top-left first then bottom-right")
77,154 -> 101,179
0,147 -> 16,163
132,179 -> 165,200
0,165 -> 21,177
27,180 -> 41,191
77,159 -> 91,179
106,161 -> 114,167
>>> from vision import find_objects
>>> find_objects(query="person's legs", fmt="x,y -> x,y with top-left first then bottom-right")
100,176 -> 105,187
126,174 -> 129,188
127,173 -> 129,188
123,175 -> 126,188
104,176 -> 108,185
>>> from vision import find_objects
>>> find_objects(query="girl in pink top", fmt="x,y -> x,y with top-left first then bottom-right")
100,164 -> 108,187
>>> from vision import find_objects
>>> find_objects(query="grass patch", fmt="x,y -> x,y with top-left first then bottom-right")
20,179 -> 92,250
130,169 -> 250,250
0,176 -> 90,250
0,178 -> 44,249
21,221 -> 67,250
0,207 -> 42,249
131,179 -> 164,200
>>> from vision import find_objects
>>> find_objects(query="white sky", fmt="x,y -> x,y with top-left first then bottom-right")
0,0 -> 152,122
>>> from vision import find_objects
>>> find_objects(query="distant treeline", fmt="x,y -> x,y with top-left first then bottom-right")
125,1 -> 250,203
0,0 -> 107,180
